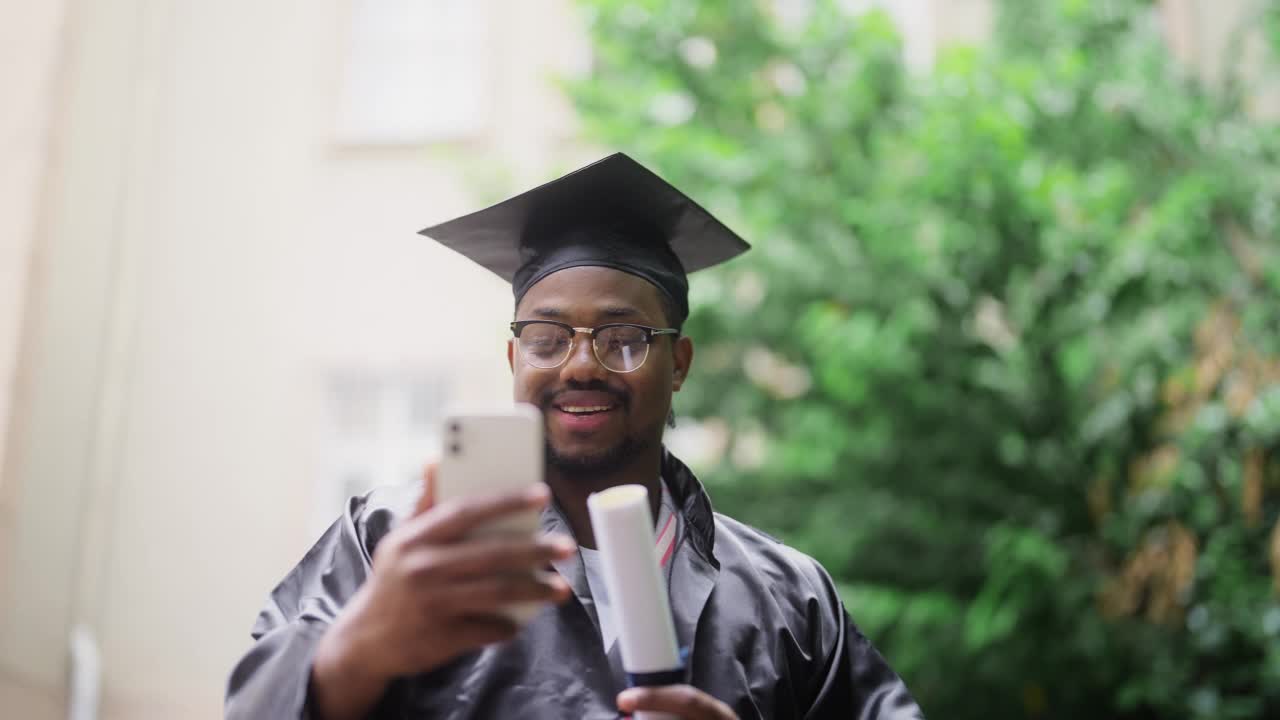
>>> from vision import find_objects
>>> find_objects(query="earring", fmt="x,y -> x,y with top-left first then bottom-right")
666,408 -> 677,429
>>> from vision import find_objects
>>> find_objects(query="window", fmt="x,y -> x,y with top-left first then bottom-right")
334,0 -> 492,144
311,370 -> 452,539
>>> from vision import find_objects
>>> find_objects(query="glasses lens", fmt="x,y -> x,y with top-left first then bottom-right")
595,325 -> 650,373
519,323 -> 572,368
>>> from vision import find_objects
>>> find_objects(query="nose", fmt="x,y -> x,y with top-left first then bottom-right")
559,330 -> 609,384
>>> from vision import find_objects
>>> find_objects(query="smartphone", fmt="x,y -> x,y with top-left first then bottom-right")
436,403 -> 547,624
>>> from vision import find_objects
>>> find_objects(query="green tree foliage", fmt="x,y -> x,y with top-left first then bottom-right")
569,0 -> 1280,717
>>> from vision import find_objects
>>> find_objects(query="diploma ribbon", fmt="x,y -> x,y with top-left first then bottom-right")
655,511 -> 677,568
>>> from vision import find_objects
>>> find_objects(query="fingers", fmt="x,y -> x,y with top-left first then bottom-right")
437,573 -> 572,614
406,484 -> 551,544
618,685 -> 737,720
421,535 -> 576,579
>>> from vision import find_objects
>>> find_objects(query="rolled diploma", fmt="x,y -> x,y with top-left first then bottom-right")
587,485 -> 681,720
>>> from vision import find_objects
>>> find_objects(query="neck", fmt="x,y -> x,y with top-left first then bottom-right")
545,449 -> 664,549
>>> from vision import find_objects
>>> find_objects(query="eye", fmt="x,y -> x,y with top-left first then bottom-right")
599,327 -> 645,350
520,326 -> 568,353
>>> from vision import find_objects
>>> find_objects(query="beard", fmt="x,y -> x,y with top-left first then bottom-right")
538,379 -> 667,480
545,429 -> 658,480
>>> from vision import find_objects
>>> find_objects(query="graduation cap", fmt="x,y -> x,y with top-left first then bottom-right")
418,153 -> 750,323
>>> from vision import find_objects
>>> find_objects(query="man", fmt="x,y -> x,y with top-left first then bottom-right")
225,154 -> 922,719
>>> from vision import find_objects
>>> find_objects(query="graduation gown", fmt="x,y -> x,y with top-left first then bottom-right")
225,451 -> 923,719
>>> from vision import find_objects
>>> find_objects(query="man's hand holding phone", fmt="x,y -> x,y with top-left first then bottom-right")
309,463 -> 576,720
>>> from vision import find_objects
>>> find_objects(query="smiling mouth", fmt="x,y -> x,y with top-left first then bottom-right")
555,404 -> 616,415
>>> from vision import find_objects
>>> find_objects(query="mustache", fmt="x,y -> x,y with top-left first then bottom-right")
539,380 -> 630,408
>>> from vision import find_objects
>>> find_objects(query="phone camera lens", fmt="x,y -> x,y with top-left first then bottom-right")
449,443 -> 461,455
449,422 -> 460,433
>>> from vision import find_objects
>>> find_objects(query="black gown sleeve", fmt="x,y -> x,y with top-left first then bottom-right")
224,495 -> 382,719
803,565 -> 924,719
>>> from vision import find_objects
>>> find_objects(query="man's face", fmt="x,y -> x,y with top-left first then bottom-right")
509,266 -> 693,477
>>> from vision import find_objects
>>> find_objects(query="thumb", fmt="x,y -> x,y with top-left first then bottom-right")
415,462 -> 437,516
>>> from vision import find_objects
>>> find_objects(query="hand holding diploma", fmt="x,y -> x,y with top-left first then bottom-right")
617,686 -> 737,720
587,485 -> 738,720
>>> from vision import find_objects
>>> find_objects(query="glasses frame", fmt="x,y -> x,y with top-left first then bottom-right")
509,320 -> 680,374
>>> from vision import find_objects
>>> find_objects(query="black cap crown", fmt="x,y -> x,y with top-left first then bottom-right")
418,153 -> 750,323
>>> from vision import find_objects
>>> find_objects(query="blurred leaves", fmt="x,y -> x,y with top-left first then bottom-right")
570,0 -> 1280,716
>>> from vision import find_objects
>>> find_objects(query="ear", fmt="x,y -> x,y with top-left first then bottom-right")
507,338 -> 516,375
671,336 -> 693,392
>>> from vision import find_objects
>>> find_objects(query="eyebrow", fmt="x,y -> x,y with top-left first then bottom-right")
528,307 -> 565,319
526,305 -> 647,321
601,305 -> 643,319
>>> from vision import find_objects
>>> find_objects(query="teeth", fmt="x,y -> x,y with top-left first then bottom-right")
560,405 -> 612,413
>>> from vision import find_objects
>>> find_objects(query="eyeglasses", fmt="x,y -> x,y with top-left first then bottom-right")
510,320 -> 679,373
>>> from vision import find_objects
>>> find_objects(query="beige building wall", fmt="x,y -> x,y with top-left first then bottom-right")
1162,0 -> 1280,117
1,1 -> 1268,718
0,1 -> 78,714
0,0 -> 71,508
0,0 -> 588,717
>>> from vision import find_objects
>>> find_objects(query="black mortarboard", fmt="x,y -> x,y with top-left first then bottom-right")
418,153 -> 750,323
